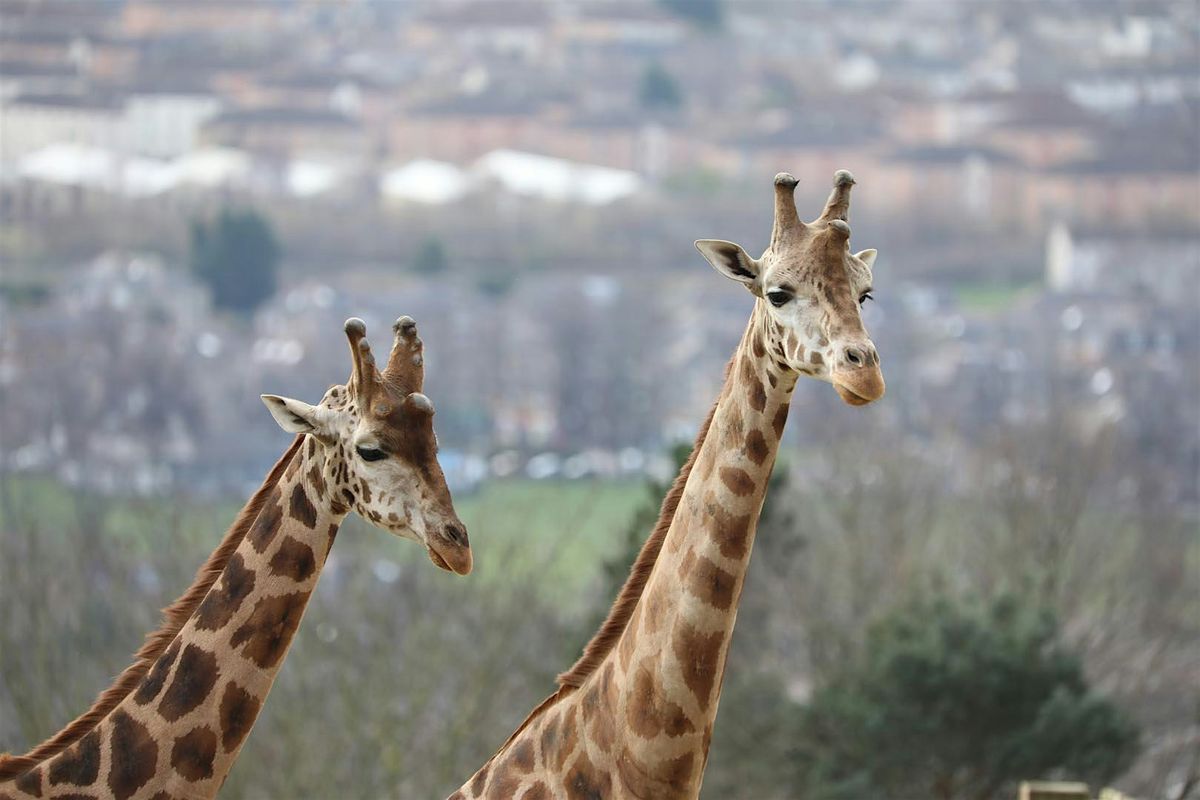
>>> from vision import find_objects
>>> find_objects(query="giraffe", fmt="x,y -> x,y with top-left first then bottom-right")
0,315 -> 471,800
453,171 -> 884,800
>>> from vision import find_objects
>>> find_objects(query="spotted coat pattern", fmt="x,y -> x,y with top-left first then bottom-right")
1,445 -> 342,800
452,318 -> 796,800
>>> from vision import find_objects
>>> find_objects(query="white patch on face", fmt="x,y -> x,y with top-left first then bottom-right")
350,454 -> 424,541
761,290 -> 833,379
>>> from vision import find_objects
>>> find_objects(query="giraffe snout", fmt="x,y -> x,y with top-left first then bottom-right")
426,521 -> 472,575
831,340 -> 884,406
840,341 -> 879,369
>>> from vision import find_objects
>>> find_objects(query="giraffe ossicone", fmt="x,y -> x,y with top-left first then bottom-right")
1,316 -> 470,800
454,170 -> 884,800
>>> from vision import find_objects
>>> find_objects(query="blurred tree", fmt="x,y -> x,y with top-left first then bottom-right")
639,62 -> 684,111
412,236 -> 448,276
658,0 -> 723,29
189,209 -> 280,315
475,265 -> 516,298
792,593 -> 1140,800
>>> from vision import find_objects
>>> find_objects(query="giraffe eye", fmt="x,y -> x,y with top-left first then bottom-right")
356,446 -> 387,462
859,291 -> 874,305
766,290 -> 792,308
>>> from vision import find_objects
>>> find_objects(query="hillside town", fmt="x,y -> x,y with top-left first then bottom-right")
1,0 -> 1196,225
0,0 -> 1196,506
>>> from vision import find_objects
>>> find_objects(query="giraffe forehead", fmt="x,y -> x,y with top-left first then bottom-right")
764,243 -> 850,287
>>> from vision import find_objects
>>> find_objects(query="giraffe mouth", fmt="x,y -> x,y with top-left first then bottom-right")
427,547 -> 452,571
832,366 -> 885,406
834,384 -> 872,406
426,537 -> 472,575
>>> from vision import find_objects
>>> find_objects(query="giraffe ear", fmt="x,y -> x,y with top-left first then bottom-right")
261,395 -> 330,436
695,239 -> 760,290
854,248 -> 877,269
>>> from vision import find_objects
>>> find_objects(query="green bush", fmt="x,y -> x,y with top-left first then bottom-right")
189,208 -> 280,315
792,593 -> 1140,800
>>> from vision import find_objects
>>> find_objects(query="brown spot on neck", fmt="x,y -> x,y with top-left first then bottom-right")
671,620 -> 723,712
158,644 -> 219,723
772,403 -> 790,438
268,536 -> 316,583
218,682 -> 261,753
616,746 -> 695,798
469,764 -> 489,796
288,483 -> 318,529
709,501 -> 751,562
230,591 -> 311,669
627,660 -> 696,740
510,739 -> 535,772
171,726 -> 217,782
306,463 -> 326,499
47,730 -> 99,787
107,711 -> 157,800
719,466 -> 755,497
562,749 -> 612,800
194,553 -> 256,632
685,553 -> 737,611
133,637 -> 182,705
14,766 -> 43,797
520,782 -> 550,800
744,428 -> 769,466
747,377 -> 767,412
551,706 -> 578,773
247,487 -> 284,553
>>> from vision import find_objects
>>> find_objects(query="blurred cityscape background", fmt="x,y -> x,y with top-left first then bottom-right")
0,1 -> 1196,798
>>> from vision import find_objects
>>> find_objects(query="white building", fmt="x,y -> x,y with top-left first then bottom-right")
1,89 -> 221,162
0,93 -> 126,161
124,91 -> 222,158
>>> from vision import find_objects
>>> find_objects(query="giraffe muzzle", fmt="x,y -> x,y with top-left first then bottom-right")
427,523 -> 472,575
832,365 -> 885,406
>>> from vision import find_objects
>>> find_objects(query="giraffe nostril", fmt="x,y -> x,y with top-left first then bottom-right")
444,524 -> 468,547
845,347 -> 863,366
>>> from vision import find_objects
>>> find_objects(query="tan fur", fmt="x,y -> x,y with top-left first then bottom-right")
0,435 -> 304,780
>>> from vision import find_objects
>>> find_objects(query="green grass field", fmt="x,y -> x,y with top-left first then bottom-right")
452,478 -> 644,590
0,475 -> 647,609
953,281 -> 1040,313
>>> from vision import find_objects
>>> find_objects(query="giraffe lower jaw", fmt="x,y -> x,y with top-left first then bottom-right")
833,382 -> 874,406
832,366 -> 886,406
427,547 -> 451,571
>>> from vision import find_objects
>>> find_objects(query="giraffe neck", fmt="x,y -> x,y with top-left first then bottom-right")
603,304 -> 793,793
5,437 -> 346,800
453,305 -> 795,800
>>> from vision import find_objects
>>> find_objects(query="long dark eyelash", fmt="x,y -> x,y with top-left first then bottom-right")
859,291 -> 874,305
767,291 -> 791,308
357,446 -> 387,462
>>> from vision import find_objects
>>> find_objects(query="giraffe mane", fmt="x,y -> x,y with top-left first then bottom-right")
0,435 -> 305,780
487,383 -> 723,760
556,392 -> 720,690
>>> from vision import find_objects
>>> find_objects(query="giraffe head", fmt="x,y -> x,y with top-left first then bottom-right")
261,317 -> 471,574
696,170 -> 885,406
